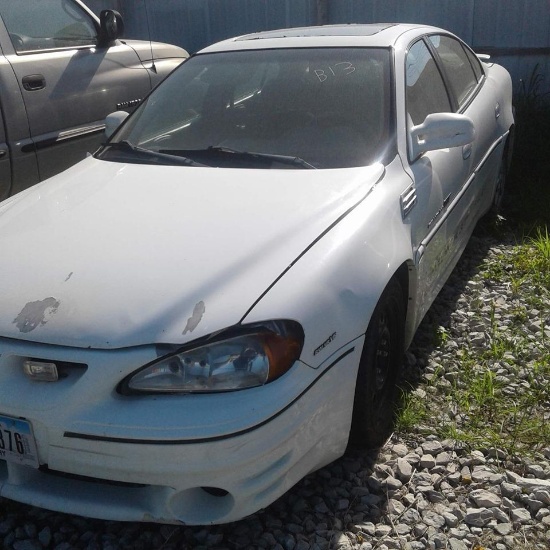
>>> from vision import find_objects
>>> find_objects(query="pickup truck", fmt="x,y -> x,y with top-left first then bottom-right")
0,0 -> 188,199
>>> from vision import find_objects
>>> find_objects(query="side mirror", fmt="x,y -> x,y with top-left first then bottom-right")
98,10 -> 124,47
105,111 -> 129,139
408,113 -> 475,161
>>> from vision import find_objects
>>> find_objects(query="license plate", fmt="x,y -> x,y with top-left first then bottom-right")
0,414 -> 39,468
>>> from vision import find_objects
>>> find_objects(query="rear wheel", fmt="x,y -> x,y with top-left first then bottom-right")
349,278 -> 405,449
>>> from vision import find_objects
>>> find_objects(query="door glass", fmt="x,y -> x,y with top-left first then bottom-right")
464,46 -> 484,82
0,0 -> 97,53
406,39 -> 451,126
428,35 -> 478,106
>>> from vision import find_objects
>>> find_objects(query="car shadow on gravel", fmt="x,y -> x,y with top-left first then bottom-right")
398,218 -> 505,392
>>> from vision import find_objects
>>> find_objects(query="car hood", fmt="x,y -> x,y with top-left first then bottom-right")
0,158 -> 383,349
123,39 -> 189,61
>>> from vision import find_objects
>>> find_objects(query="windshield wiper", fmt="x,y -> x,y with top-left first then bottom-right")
159,146 -> 317,169
101,141 -> 205,167
212,146 -> 317,169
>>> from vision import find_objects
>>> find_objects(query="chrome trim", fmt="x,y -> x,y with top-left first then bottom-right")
21,123 -> 105,153
14,44 -> 97,56
400,182 -> 417,219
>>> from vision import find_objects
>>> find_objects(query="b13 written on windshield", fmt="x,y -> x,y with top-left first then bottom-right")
314,62 -> 356,82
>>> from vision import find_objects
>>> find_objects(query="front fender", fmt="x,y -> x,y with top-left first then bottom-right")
242,157 -> 415,370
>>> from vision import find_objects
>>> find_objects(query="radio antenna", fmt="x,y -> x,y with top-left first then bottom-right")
144,0 -> 157,73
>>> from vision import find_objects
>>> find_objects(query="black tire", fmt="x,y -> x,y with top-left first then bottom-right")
349,278 -> 405,450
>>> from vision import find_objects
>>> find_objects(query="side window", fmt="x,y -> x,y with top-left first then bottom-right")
0,0 -> 97,53
406,39 -> 452,126
428,35 -> 478,106
464,46 -> 484,82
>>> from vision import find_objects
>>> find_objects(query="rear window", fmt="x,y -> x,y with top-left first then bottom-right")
429,35 -> 478,107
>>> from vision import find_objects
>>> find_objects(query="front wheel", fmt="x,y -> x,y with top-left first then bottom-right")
349,278 -> 405,450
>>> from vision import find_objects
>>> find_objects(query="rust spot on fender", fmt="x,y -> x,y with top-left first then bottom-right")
182,301 -> 205,335
13,297 -> 60,333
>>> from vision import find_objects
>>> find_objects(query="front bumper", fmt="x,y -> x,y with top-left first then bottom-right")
0,337 -> 361,524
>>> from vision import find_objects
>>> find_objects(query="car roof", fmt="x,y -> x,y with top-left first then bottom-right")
236,23 -> 396,40
199,23 -> 445,53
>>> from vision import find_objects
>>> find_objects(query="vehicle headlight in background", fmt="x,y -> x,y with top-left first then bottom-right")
119,321 -> 304,394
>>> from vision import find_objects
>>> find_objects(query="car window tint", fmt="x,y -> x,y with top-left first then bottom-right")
428,35 -> 478,106
113,48 -> 393,169
464,46 -> 484,82
0,0 -> 96,53
406,39 -> 451,126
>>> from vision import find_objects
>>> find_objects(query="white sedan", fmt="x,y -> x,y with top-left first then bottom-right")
0,23 -> 513,524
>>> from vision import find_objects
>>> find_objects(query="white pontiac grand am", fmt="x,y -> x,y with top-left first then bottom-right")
0,24 -> 513,524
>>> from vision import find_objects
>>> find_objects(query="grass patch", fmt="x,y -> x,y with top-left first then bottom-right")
395,388 -> 430,432
406,234 -> 550,457
481,236 -> 550,307
398,225 -> 550,458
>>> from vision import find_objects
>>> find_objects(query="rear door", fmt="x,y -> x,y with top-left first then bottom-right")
428,34 -> 502,212
0,0 -> 152,192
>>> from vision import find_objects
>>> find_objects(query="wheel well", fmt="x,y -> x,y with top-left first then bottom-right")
389,261 -> 417,347
393,262 -> 411,314
505,125 -> 514,172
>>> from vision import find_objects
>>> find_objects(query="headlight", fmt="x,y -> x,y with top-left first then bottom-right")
119,321 -> 304,394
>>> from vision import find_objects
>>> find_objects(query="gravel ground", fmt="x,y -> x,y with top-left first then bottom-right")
1,227 -> 549,550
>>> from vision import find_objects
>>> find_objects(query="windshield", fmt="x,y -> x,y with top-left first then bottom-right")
99,47 -> 392,169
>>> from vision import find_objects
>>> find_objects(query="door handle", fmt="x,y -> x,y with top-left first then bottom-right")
22,74 -> 46,91
462,143 -> 472,160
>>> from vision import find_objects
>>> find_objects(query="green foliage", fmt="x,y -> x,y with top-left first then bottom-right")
433,325 -> 449,347
529,225 -> 550,261
515,64 -> 549,117
395,387 -> 429,432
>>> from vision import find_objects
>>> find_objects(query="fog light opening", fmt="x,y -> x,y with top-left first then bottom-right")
201,486 -> 229,497
169,487 -> 235,523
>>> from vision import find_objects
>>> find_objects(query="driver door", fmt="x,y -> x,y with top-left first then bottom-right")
0,0 -> 151,192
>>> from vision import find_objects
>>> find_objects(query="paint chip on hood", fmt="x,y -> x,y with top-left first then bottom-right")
13,297 -> 60,333
182,301 -> 205,335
